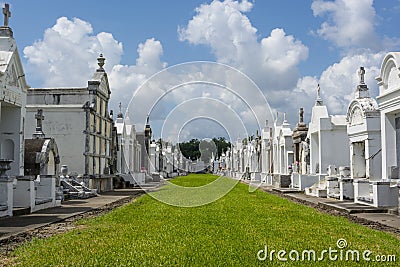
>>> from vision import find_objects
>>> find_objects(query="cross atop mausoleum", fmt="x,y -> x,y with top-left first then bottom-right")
2,3 -> 10,27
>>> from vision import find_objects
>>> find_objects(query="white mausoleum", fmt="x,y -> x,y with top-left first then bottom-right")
346,67 -> 381,180
25,55 -> 115,192
308,87 -> 349,175
0,12 -> 28,217
376,52 -> 400,180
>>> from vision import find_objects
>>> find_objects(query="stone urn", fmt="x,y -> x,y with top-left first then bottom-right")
339,166 -> 351,178
60,165 -> 68,177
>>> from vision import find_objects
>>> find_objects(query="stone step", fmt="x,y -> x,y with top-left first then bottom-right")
12,207 -> 30,216
273,188 -> 303,193
323,201 -> 388,214
35,198 -> 52,205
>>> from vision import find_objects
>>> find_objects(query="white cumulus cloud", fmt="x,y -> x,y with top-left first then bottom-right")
179,0 -> 309,92
311,0 -> 398,51
109,38 -> 167,111
22,1 -> 396,140
24,17 -> 123,87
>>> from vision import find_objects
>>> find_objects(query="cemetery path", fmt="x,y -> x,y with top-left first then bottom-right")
0,187 -> 156,257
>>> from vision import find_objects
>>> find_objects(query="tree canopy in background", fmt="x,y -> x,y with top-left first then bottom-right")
179,137 -> 231,162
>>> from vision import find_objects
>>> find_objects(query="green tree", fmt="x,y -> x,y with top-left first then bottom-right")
178,137 -> 231,161
179,139 -> 201,160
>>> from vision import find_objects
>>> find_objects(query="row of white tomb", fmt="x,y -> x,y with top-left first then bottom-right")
0,5 -> 162,217
0,3 -> 229,218
219,53 -> 400,209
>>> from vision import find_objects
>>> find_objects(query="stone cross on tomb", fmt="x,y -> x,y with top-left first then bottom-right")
33,109 -> 45,138
2,3 -> 10,27
358,66 -> 365,84
299,107 -> 304,123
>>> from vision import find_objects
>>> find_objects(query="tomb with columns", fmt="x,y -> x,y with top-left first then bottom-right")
135,116 -> 155,182
149,141 -> 161,182
26,54 -> 116,192
0,5 -> 29,217
290,108 -> 319,190
230,137 -> 248,179
272,114 -> 282,183
323,68 -> 379,201
272,113 -> 294,188
114,103 -> 144,186
260,120 -> 273,185
368,52 -> 400,207
230,138 -> 243,179
377,52 -> 400,181
346,67 -> 390,206
305,86 -> 350,197
248,133 -> 262,181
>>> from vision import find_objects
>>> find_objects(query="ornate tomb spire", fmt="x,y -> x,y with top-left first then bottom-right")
355,66 -> 369,98
315,84 -> 323,106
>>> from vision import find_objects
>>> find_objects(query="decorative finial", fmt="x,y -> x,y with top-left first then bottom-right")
315,84 -> 323,106
97,53 -> 105,71
117,102 -> 123,118
299,107 -> 304,123
146,114 -> 150,125
33,109 -> 45,139
265,120 -> 268,127
3,3 -> 11,27
283,112 -> 287,122
276,111 -> 279,122
355,66 -> 369,98
358,66 -> 365,85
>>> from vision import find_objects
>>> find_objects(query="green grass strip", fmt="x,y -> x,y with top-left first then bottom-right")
12,174 -> 400,266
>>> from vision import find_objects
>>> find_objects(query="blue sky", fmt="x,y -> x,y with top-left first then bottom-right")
4,0 -> 400,140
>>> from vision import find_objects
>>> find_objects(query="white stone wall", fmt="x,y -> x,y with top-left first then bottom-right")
376,52 -> 400,179
25,106 -> 86,175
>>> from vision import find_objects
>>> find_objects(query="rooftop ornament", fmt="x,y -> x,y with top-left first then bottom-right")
97,53 -> 105,71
